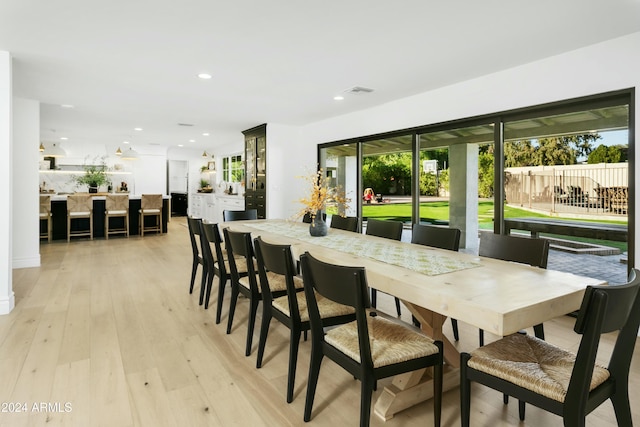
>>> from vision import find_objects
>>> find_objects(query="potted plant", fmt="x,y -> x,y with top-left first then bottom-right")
198,178 -> 213,193
74,156 -> 111,193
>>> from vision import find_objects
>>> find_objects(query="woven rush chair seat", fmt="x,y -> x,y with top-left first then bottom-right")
325,313 -> 440,367
238,270 -> 301,293
467,333 -> 610,402
217,257 -> 255,276
271,290 -> 353,322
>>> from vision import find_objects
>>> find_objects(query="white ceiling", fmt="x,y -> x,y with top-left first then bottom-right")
2,0 -> 640,151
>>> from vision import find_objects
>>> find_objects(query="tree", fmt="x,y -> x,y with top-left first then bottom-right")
362,153 -> 412,195
478,145 -> 494,198
587,144 -> 627,163
504,134 -> 600,167
504,140 -> 535,167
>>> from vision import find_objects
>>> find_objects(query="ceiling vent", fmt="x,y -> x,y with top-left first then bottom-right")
177,123 -> 194,127
344,86 -> 374,95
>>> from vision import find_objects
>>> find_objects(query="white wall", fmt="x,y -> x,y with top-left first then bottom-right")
267,31 -> 640,264
12,98 -> 40,269
1,52 -> 14,314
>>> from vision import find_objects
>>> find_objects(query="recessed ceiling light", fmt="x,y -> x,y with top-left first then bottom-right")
59,137 -> 68,140
189,139 -> 195,143
123,141 -> 130,144
134,127 -> 143,131
178,144 -> 184,147
60,104 -> 74,108
202,133 -> 210,136
197,73 -> 212,79
334,96 -> 344,101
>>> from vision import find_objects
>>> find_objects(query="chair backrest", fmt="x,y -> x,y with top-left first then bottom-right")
39,194 -> 51,214
411,224 -> 461,251
254,236 -> 300,312
223,209 -> 258,222
67,194 -> 92,213
202,222 -> 225,270
106,194 -> 129,211
141,194 -> 163,210
330,215 -> 358,232
300,252 -> 373,363
566,269 -> 640,409
222,228 -> 257,284
365,218 -> 403,241
187,217 -> 203,259
479,233 -> 549,269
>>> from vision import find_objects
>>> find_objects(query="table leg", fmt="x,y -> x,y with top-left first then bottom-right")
373,302 -> 460,421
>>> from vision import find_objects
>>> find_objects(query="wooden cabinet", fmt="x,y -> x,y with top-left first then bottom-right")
243,124 -> 267,219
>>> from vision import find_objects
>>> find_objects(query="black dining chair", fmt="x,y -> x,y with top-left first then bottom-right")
365,218 -> 404,316
253,236 -> 355,403
478,232 -> 549,346
300,251 -> 443,427
410,223 -> 461,337
187,217 -> 207,301
224,228 -> 288,356
461,268 -> 640,425
329,215 -> 358,232
223,209 -> 258,222
200,222 -> 249,325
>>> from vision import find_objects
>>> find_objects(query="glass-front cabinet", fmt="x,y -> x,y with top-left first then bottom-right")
243,124 -> 267,218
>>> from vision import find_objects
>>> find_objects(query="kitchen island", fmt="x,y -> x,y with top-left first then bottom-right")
42,194 -> 170,240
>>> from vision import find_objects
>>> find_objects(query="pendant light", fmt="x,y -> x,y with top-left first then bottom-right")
46,143 -> 67,157
121,147 -> 139,160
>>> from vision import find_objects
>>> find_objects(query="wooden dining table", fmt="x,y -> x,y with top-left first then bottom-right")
226,219 -> 606,421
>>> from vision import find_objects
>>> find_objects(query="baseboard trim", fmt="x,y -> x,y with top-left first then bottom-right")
0,292 -> 15,315
12,255 -> 41,269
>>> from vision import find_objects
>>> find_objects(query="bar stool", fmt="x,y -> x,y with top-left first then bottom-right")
139,194 -> 163,236
39,194 -> 52,242
105,194 -> 129,239
67,194 -> 93,241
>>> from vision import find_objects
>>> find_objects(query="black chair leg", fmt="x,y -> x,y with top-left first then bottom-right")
394,297 -> 402,316
610,386 -> 632,427
460,353 -> 471,427
203,270 -> 213,309
479,329 -> 485,347
518,399 -> 526,421
433,342 -> 443,427
189,260 -> 198,294
226,284 -> 239,334
360,377 -> 374,427
304,350 -> 324,422
256,307 -> 272,369
198,266 -> 208,305
371,289 -> 377,308
533,323 -> 545,339
215,275 -> 227,324
245,297 -> 260,356
287,329 -> 302,403
451,318 -> 459,341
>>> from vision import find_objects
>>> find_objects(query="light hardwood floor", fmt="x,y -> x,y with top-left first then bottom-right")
1,217 -> 638,426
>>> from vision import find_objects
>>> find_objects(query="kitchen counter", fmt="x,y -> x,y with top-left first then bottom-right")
43,195 -> 170,240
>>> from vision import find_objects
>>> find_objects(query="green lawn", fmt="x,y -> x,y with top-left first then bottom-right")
337,200 -> 629,252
